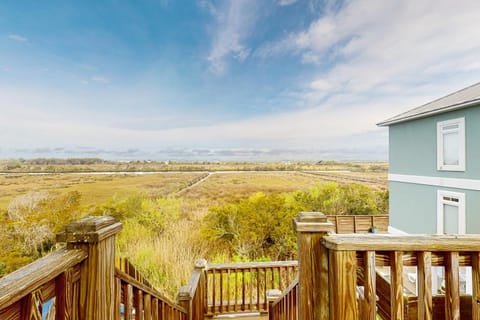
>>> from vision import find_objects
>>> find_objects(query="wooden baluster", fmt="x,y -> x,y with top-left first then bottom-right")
211,270 -> 216,315
144,294 -> 151,320
270,268 -> 275,293
279,267 -> 283,292
55,269 -> 73,320
390,251 -> 404,320
445,252 -> 460,320
219,270 -> 223,314
329,250 -> 358,320
242,269 -> 246,311
152,298 -> 158,320
417,252 -> 432,320
473,252 -> 480,320
361,251 -> 376,320
234,269 -> 238,312
135,289 -> 143,320
249,267 -> 253,312
226,269 -> 230,313
263,267 -> 268,311
125,284 -> 133,320
114,278 -> 121,320
256,268 -> 260,312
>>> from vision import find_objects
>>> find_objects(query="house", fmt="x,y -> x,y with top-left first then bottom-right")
378,82 -> 480,235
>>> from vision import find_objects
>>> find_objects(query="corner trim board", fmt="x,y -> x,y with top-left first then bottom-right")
389,173 -> 480,191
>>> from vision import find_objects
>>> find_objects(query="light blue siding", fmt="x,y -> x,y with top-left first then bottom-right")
389,105 -> 480,179
389,181 -> 480,234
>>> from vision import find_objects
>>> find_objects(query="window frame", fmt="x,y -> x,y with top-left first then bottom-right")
436,190 -> 466,234
437,117 -> 465,171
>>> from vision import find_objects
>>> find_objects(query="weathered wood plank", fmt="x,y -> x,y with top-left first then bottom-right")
323,234 -> 480,251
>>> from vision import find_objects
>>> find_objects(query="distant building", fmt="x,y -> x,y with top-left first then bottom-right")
378,82 -> 480,234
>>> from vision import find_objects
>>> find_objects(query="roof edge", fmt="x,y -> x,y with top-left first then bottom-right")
377,98 -> 480,126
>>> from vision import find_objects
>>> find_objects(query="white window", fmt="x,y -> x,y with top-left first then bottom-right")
437,190 -> 465,234
437,117 -> 465,171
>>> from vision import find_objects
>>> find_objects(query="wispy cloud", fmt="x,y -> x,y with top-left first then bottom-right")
91,75 -> 110,84
205,0 -> 258,75
278,0 -> 299,6
8,34 -> 28,43
267,1 -> 480,100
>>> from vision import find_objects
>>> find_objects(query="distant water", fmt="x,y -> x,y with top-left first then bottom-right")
1,147 -> 387,161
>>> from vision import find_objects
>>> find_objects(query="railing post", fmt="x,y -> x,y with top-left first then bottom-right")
56,216 -> 122,320
293,212 -> 334,320
177,259 -> 207,320
266,289 -> 282,320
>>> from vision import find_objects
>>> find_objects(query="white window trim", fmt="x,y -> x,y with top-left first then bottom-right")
437,117 -> 465,171
437,190 -> 466,234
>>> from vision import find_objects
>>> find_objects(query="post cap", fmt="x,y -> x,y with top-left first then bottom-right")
176,285 -> 192,301
194,259 -> 207,269
56,216 -> 122,243
293,212 -> 334,233
266,289 -> 283,300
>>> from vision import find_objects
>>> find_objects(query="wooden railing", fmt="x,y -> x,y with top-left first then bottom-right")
0,247 -> 87,319
179,260 -> 298,319
116,257 -> 155,289
268,278 -> 298,320
204,261 -> 298,317
0,216 -> 188,320
323,233 -> 480,319
115,269 -> 187,320
326,214 -> 389,233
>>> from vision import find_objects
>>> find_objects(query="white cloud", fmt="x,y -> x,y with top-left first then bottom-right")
273,0 -> 480,102
205,0 -> 258,75
278,0 -> 298,6
91,75 -> 110,84
8,34 -> 28,43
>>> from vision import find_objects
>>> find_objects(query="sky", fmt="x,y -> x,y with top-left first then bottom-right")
1,0 -> 480,161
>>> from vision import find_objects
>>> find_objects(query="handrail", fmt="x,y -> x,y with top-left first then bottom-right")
268,277 -> 298,320
115,257 -> 155,289
207,260 -> 298,270
115,268 -> 188,319
323,233 -> 480,251
0,247 -> 87,309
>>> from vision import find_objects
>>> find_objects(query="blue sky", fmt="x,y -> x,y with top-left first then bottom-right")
1,0 -> 480,160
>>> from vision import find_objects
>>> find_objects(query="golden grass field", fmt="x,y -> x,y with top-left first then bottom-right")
0,167 -> 387,212
0,173 -> 206,210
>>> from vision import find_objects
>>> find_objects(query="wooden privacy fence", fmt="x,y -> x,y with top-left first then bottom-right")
0,216 -> 188,320
326,214 -> 389,234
